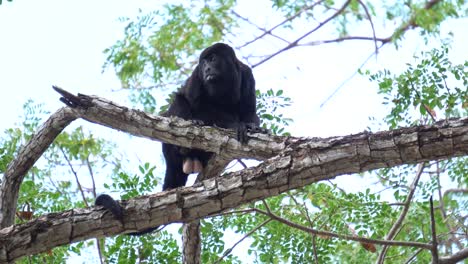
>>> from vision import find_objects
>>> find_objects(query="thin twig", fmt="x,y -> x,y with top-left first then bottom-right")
377,163 -> 425,263
434,161 -> 464,250
356,0 -> 378,55
85,154 -> 105,264
232,11 -> 290,45
301,36 -> 388,46
86,155 -> 97,199
252,0 -> 352,68
319,0 -> 443,107
237,0 -> 326,49
251,207 -> 432,250
404,248 -> 425,263
59,147 -> 88,207
214,219 -> 272,263
237,159 -> 248,169
320,44 -> 383,108
430,196 -> 439,263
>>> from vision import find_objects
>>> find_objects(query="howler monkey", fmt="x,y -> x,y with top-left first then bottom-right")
95,43 -> 262,234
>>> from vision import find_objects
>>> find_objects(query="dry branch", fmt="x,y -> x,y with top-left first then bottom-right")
0,108 -> 77,228
0,87 -> 466,261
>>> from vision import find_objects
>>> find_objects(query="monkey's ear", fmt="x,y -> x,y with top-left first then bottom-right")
184,65 -> 203,106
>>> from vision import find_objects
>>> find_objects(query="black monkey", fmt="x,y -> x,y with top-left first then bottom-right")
95,43 -> 262,234
161,42 -> 260,189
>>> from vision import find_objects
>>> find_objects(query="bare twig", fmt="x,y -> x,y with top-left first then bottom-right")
434,161 -> 464,250
320,45 -> 382,108
377,163 -> 425,263
237,0 -> 326,49
237,159 -> 248,169
430,196 -> 439,263
317,0 -> 444,107
252,0 -> 352,68
59,146 -> 89,207
232,11 -> 290,45
214,219 -> 271,263
301,36 -> 388,46
251,207 -> 432,250
86,156 -> 98,199
85,155 -> 105,264
356,0 -> 378,55
404,248 -> 425,263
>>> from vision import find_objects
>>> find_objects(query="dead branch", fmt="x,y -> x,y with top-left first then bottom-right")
0,87 -> 466,261
0,107 -> 76,228
0,105 -> 465,260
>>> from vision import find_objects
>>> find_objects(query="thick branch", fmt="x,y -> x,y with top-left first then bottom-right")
0,114 -> 466,261
53,87 -> 285,160
0,108 -> 76,228
439,247 -> 468,264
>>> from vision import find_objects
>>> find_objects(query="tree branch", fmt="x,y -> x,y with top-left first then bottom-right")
214,219 -> 272,263
252,0 -> 444,68
252,0 -> 352,68
430,197 -> 439,263
252,205 -> 431,249
439,247 -> 468,264
377,163 -> 426,263
0,88 -> 466,261
0,107 -> 77,228
237,0 -> 326,49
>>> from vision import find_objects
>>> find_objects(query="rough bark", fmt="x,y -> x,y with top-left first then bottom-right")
0,114 -> 466,261
182,220 -> 201,264
0,90 -> 283,230
182,156 -> 230,264
0,108 -> 76,228
54,90 -> 284,160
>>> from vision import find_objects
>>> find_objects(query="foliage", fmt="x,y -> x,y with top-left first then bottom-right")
363,42 -> 467,262
0,0 -> 12,5
4,0 -> 468,263
4,102 -> 127,263
104,231 -> 180,263
365,43 -> 467,129
104,162 -> 159,200
256,89 -> 293,135
103,0 -> 236,90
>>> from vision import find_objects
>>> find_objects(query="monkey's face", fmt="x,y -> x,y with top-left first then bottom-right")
199,51 -> 241,100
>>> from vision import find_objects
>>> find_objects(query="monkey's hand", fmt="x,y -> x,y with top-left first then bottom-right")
95,194 -> 123,221
95,194 -> 161,236
236,123 -> 269,143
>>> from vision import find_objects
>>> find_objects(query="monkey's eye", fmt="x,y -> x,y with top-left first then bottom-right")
206,54 -> 217,62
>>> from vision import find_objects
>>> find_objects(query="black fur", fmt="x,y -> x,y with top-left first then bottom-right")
95,43 -> 261,234
161,43 -> 260,190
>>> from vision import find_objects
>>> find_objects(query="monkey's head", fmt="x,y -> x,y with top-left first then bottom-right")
197,43 -> 242,100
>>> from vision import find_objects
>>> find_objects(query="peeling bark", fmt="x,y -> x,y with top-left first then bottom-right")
182,220 -> 201,264
0,108 -> 76,228
181,156 -> 230,264
0,110 -> 466,261
54,90 -> 285,160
